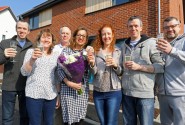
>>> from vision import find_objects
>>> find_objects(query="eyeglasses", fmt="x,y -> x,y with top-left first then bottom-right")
163,24 -> 179,30
76,34 -> 86,38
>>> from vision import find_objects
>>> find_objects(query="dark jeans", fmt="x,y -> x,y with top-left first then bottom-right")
122,94 -> 154,125
2,90 -> 29,125
93,90 -> 122,125
26,97 -> 56,125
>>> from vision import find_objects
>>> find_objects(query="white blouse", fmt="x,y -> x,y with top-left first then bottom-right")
21,49 -> 60,100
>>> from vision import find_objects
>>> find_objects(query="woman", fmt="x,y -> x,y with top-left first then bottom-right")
87,24 -> 122,125
57,27 -> 89,125
21,29 -> 60,125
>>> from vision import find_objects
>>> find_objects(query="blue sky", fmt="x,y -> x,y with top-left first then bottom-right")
0,0 -> 46,17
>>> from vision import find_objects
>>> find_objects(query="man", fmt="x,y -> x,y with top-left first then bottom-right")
121,16 -> 164,125
53,26 -> 72,54
0,20 -> 32,125
156,17 -> 185,125
53,26 -> 71,125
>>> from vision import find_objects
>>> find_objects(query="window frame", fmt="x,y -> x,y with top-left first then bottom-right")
85,0 -> 138,14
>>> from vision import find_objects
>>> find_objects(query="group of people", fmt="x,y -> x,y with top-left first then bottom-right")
0,15 -> 184,125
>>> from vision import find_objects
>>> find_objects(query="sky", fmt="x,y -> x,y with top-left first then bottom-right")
0,0 -> 46,17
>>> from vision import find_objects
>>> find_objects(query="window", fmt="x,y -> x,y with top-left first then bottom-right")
86,0 -> 137,13
29,14 -> 39,29
29,8 -> 52,29
2,35 -> 5,40
112,0 -> 131,5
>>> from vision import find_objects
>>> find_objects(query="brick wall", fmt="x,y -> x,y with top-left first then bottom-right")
0,0 -> 183,73
26,0 -> 183,43
169,0 -> 184,33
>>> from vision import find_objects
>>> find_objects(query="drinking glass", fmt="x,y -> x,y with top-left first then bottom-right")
104,54 -> 112,73
125,55 -> 131,62
37,42 -> 44,52
157,33 -> 164,42
124,54 -> 131,75
105,54 -> 112,66
10,41 -> 17,62
157,33 -> 164,56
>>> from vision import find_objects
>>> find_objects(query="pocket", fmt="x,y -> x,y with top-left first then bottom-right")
139,73 -> 155,90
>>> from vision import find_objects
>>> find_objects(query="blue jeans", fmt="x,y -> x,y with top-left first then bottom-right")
93,90 -> 122,125
26,97 -> 56,125
122,94 -> 154,125
2,90 -> 29,125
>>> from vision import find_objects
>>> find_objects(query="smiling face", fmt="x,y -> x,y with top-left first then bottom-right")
75,30 -> 87,47
101,27 -> 114,47
40,33 -> 52,48
127,19 -> 142,41
16,21 -> 30,40
163,19 -> 180,42
60,27 -> 71,44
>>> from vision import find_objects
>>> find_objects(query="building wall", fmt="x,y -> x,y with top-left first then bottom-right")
0,9 -> 16,41
169,0 -> 184,33
0,9 -> 17,73
26,0 -> 184,43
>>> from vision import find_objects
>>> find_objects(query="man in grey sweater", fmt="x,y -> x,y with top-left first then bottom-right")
121,16 -> 164,125
156,16 -> 185,125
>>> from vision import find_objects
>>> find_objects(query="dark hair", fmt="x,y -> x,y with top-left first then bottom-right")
127,16 -> 143,27
69,27 -> 88,50
163,16 -> 180,24
34,29 -> 56,54
93,24 -> 116,53
16,20 -> 30,31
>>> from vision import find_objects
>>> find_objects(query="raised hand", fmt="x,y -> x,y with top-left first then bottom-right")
4,48 -> 17,58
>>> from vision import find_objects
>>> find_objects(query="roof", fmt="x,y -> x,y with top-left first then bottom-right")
0,6 -> 9,11
18,0 -> 65,19
0,6 -> 17,21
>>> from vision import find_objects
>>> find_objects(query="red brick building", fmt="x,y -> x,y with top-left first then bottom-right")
0,0 -> 184,74
19,0 -> 184,43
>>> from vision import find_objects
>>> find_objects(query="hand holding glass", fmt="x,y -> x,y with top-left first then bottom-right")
10,41 -> 17,62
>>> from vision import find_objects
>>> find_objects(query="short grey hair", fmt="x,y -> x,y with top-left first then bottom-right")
127,16 -> 143,27
59,26 -> 71,34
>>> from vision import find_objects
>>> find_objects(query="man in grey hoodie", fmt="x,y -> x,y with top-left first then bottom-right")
156,16 -> 185,125
121,16 -> 164,125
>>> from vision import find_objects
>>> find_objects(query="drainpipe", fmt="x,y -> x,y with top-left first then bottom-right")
158,0 -> 161,34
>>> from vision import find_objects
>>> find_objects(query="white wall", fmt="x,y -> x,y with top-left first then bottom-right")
0,9 -> 16,41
